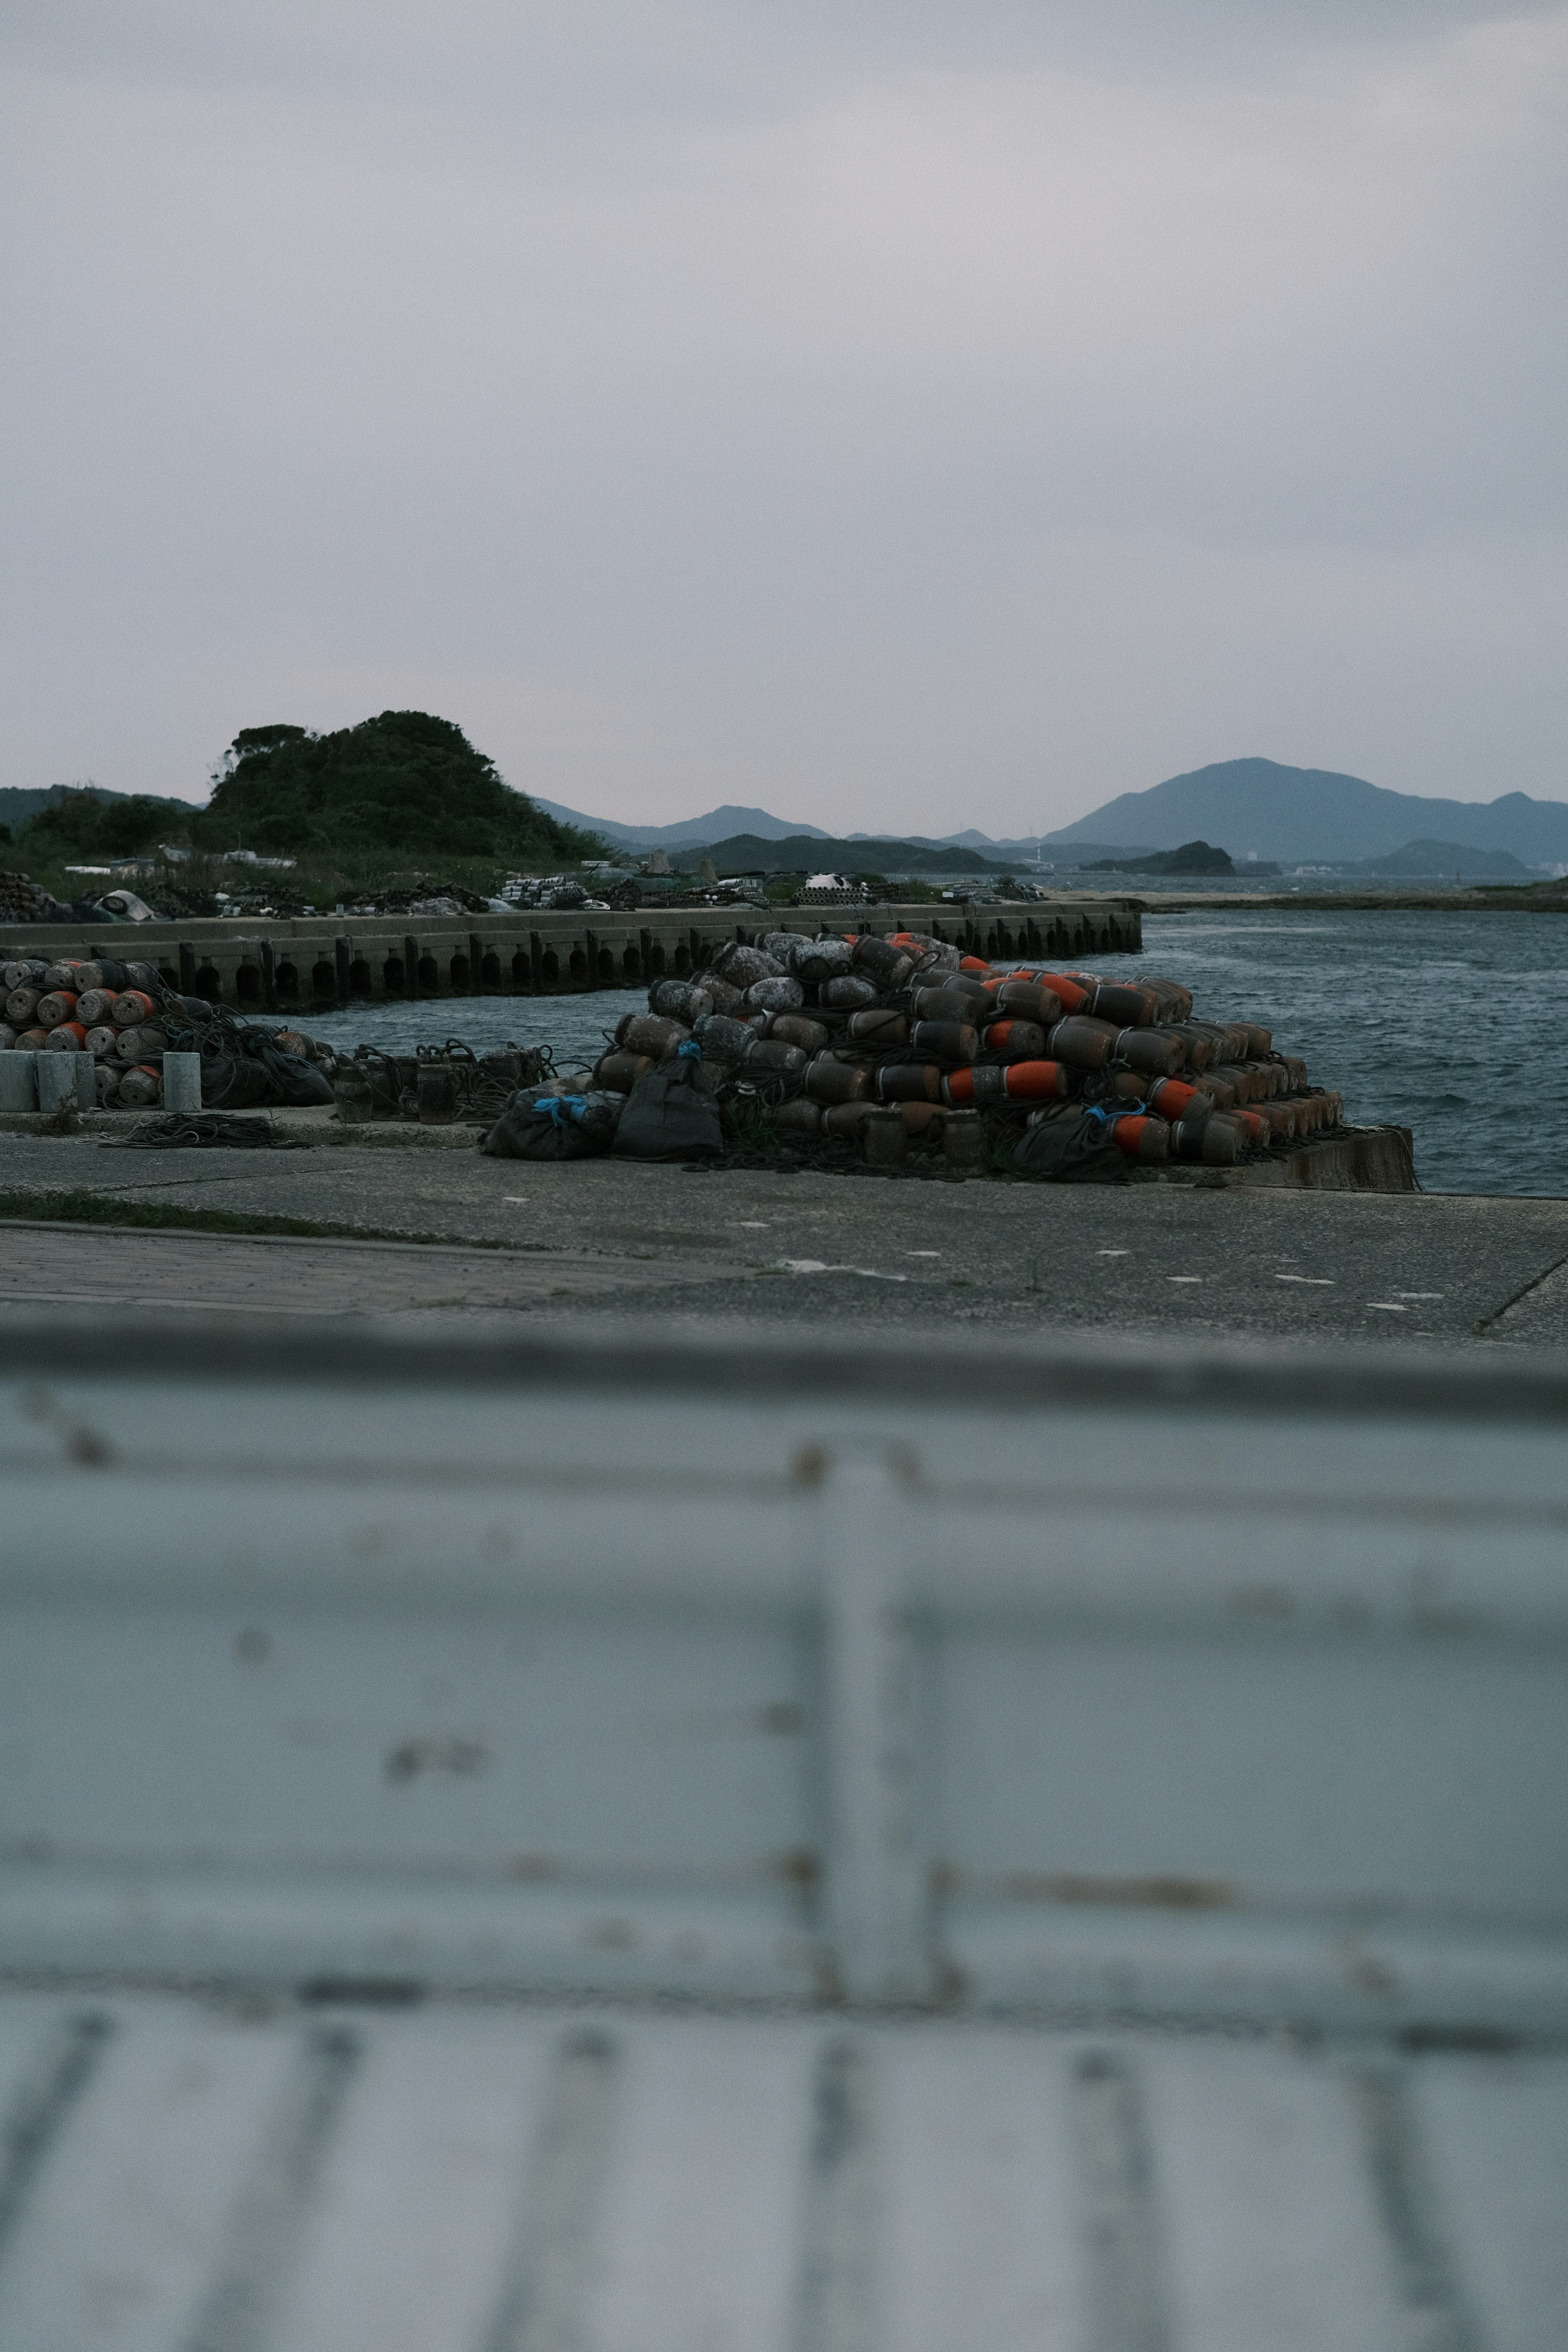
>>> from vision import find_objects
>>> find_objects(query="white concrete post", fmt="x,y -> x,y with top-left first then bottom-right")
0,1052 -> 38,1111
36,1052 -> 94,1112
162,1052 -> 202,1113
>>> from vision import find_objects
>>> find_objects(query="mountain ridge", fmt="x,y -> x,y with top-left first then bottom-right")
1045,758 -> 1568,865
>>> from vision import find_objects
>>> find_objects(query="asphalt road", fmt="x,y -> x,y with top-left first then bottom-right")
1,1130 -> 1565,1347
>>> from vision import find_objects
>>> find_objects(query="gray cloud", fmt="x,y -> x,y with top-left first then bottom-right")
2,2 -> 1564,829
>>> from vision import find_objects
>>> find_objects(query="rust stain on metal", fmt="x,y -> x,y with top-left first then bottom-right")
582,1916 -> 637,1950
18,1383 -> 115,1468
1003,1872 -> 1241,1912
792,1443 -> 827,1488
1225,1582 -> 1297,1619
382,1735 -> 492,1784
775,1846 -> 821,1888
503,1851 -> 561,1883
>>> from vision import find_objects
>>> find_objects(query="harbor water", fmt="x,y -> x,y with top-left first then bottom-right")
298,909 -> 1568,1199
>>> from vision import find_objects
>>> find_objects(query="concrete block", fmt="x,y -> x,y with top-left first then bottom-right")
163,1051 -> 202,1113
36,1052 -> 94,1113
0,1052 -> 38,1112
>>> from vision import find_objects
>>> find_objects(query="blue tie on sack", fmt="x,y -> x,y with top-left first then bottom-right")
536,1093 -> 590,1127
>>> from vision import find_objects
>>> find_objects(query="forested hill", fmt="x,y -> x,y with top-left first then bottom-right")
203,712 -> 599,862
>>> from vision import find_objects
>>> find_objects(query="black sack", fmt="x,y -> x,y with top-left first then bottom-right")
197,1037 -> 334,1109
483,1090 -> 621,1160
198,1050 -> 275,1110
610,1047 -> 723,1160
1012,1107 -> 1129,1184
254,1041 -> 336,1105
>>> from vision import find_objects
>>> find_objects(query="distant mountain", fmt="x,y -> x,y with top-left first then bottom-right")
1046,758 -> 1568,865
0,782 -> 192,833
845,828 -> 1047,855
1355,839 -> 1532,879
531,798 -> 832,849
677,833 -> 1009,877
534,802 -> 1078,856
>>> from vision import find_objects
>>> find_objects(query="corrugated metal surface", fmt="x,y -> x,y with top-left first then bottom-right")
2,1995 -> 1566,2349
1,1319 -> 1566,2342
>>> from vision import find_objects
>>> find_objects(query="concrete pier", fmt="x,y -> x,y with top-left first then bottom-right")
0,1132 -> 1559,1346
0,898 -> 1142,1014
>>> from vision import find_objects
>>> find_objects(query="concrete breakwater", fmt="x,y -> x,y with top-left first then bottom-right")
0,898 -> 1141,1015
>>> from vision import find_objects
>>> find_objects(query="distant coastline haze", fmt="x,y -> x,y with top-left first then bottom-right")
3,3 -> 1565,835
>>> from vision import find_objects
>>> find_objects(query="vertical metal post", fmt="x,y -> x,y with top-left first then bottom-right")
403,935 -> 420,1000
818,1447 -> 929,2003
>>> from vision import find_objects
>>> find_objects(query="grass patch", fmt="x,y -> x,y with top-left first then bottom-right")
0,1189 -> 527,1250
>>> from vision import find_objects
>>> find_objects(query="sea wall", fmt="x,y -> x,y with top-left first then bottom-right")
1,898 -> 1143,1013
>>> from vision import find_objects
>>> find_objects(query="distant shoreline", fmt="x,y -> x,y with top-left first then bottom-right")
1125,886 -> 1568,914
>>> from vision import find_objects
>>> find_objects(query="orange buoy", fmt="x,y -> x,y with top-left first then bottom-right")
1111,1114 -> 1170,1162
1031,973 -> 1091,1015
1147,1076 -> 1203,1122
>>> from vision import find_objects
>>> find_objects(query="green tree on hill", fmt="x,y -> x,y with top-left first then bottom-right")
18,788 -> 194,862
200,710 -> 603,863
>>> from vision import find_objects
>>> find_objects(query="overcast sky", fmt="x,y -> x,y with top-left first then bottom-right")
3,2 -> 1565,832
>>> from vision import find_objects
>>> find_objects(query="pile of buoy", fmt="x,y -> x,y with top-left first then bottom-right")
0,872 -> 67,926
0,956 -> 194,1107
589,929 -> 1345,1173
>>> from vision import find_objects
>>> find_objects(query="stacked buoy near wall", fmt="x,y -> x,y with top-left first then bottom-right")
2,956 -> 190,1107
487,926 -> 1353,1177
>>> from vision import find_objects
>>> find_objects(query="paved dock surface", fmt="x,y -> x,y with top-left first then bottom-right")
0,1129 -> 1564,1346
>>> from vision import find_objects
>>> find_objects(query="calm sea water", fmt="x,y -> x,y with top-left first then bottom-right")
298,909 -> 1567,1198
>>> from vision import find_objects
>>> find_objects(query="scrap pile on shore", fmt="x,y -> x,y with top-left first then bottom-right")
0,872 -> 69,926
481,929 -> 1346,1177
